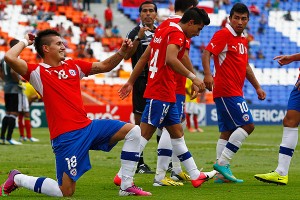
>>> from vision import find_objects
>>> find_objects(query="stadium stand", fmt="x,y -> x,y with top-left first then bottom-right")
117,0 -> 300,106
0,0 -> 299,107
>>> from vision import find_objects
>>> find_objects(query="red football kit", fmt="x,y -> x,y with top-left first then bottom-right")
23,59 -> 93,139
205,24 -> 249,98
143,22 -> 186,102
158,15 -> 191,96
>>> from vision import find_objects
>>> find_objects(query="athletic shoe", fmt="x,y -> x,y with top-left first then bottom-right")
188,128 -> 196,133
0,139 -> 5,145
119,185 -> 152,196
191,172 -> 210,188
0,169 -> 21,196
29,137 -> 40,142
153,177 -> 184,186
19,137 -> 27,142
214,173 -> 232,183
7,139 -> 22,145
167,162 -> 173,172
135,164 -> 154,174
197,128 -> 204,133
170,171 -> 191,181
213,162 -> 243,183
254,171 -> 288,185
113,174 -> 121,186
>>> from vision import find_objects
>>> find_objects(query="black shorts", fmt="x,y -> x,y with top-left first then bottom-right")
4,93 -> 19,112
132,77 -> 147,115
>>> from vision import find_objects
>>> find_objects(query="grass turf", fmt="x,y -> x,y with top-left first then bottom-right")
0,125 -> 299,199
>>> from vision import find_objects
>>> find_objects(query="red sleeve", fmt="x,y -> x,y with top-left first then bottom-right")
72,59 -> 93,77
168,31 -> 185,48
23,63 -> 38,81
205,29 -> 228,56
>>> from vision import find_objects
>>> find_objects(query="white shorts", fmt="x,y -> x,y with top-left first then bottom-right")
185,102 -> 199,115
18,93 -> 29,112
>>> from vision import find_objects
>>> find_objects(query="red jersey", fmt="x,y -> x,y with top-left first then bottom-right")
205,24 -> 248,98
158,15 -> 191,96
104,8 -> 113,21
23,59 -> 93,140
143,22 -> 186,102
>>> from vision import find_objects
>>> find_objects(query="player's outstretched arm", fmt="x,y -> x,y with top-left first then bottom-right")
202,50 -> 214,91
118,45 -> 151,99
274,53 -> 300,66
89,39 -> 133,75
246,64 -> 266,100
4,34 -> 34,76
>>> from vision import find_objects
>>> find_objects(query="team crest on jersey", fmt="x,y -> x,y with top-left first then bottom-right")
242,114 -> 250,122
69,69 -> 76,76
70,168 -> 77,176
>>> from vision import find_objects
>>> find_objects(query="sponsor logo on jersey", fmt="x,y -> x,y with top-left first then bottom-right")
210,43 -> 216,48
242,114 -> 250,122
153,36 -> 162,44
69,69 -> 76,76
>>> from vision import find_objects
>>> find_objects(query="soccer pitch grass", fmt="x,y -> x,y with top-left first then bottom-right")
1,126 -> 299,200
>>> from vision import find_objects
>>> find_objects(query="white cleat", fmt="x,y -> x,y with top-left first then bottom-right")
203,170 -> 217,179
7,139 -> 22,145
29,137 -> 40,142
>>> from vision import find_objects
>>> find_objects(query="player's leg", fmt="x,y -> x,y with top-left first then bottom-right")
18,113 -> 25,141
213,97 -> 253,182
154,128 -> 183,186
132,78 -> 153,174
0,169 -> 64,197
255,86 -> 300,185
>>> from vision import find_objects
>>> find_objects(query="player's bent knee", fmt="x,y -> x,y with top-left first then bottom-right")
61,188 -> 75,197
125,125 -> 141,140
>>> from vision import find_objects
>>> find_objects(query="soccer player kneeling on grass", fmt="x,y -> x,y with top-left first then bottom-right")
0,30 -> 151,197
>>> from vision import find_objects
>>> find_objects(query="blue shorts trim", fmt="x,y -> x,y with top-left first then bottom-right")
215,96 -> 253,132
176,94 -> 186,121
141,99 -> 180,128
287,80 -> 300,112
51,119 -> 126,186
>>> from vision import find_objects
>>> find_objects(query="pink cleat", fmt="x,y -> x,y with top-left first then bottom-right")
113,174 -> 121,186
191,172 -> 209,188
119,185 -> 152,196
0,169 -> 21,196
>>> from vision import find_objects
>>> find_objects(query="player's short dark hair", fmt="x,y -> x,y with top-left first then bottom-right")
139,1 -> 157,13
180,7 -> 210,26
9,39 -> 19,48
230,3 -> 249,18
174,0 -> 198,12
34,29 -> 61,58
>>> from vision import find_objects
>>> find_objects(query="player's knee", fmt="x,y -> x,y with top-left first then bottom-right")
283,116 -> 298,127
125,125 -> 141,140
61,188 -> 75,197
242,124 -> 255,134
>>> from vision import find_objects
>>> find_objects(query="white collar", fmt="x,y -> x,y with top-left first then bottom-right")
226,23 -> 245,37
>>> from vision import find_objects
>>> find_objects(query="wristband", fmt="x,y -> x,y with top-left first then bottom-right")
187,72 -> 196,81
117,50 -> 126,57
20,39 -> 29,47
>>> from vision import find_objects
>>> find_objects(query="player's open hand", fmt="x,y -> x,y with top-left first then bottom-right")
204,74 -> 214,91
118,82 -> 133,100
119,38 -> 133,55
256,88 -> 266,100
273,55 -> 292,66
